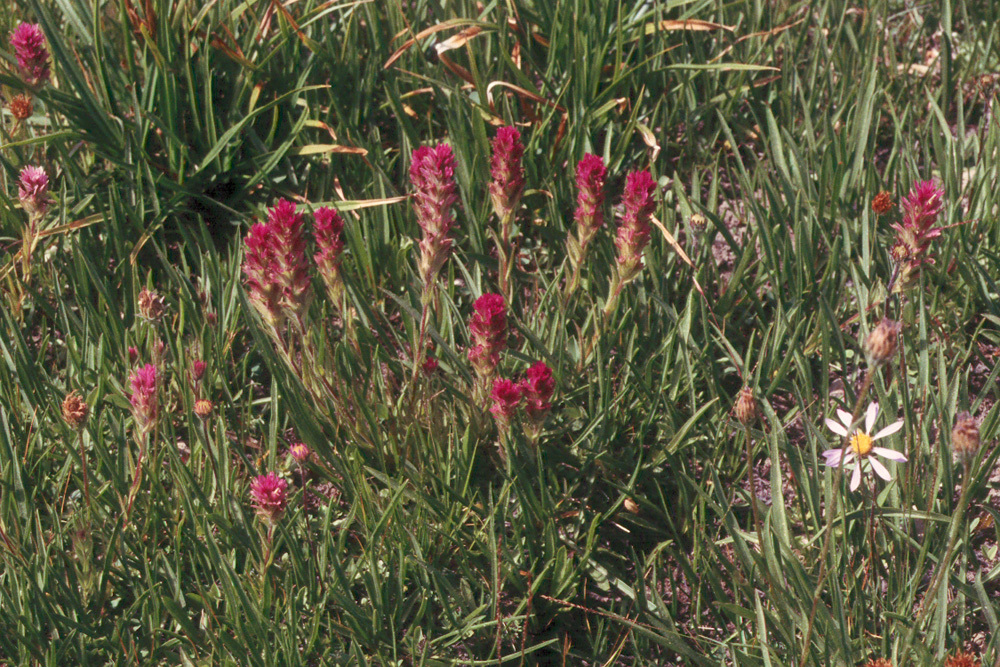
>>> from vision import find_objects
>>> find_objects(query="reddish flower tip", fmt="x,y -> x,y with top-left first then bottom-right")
10,23 -> 50,86
490,378 -> 523,425
250,472 -> 289,523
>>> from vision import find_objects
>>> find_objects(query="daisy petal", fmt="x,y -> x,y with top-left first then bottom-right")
836,409 -> 854,429
826,418 -> 848,437
873,420 -> 904,440
822,449 -> 843,466
872,446 -> 907,463
866,402 -> 879,434
850,464 -> 862,491
869,457 -> 892,481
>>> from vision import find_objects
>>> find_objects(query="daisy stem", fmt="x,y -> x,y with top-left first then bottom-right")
797,367 -> 876,667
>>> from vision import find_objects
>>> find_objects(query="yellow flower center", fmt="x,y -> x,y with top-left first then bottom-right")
850,432 -> 873,457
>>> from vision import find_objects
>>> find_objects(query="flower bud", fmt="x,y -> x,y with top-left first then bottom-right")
865,318 -> 901,365
8,94 -> 33,122
871,191 -> 893,215
733,387 -> 757,426
952,412 -> 980,466
137,289 -> 166,322
194,399 -> 213,419
289,442 -> 310,463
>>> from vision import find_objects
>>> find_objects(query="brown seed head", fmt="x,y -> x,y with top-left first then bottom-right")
9,94 -> 33,121
865,318 -> 902,365
872,191 -> 894,215
194,399 -> 214,419
733,387 -> 757,426
864,659 -> 893,667
952,412 -> 980,465
62,391 -> 89,429
137,288 -> 166,322
689,213 -> 707,232
944,651 -> 981,667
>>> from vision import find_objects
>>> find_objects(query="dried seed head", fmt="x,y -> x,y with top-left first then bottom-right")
872,191 -> 894,215
194,399 -> 213,419
62,391 -> 89,429
864,659 -> 893,667
952,412 -> 980,465
689,213 -> 707,232
865,318 -> 902,365
733,387 -> 757,426
943,651 -> 981,667
8,94 -> 33,121
137,289 -> 166,322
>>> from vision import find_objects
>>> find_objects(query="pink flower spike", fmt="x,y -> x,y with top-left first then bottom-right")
615,170 -> 657,282
410,144 -> 459,289
18,165 -> 49,215
128,363 -> 159,431
574,154 -> 607,235
489,126 -> 525,222
467,294 -> 507,378
10,23 -> 50,87
250,472 -> 289,524
313,206 -> 346,299
520,361 -> 555,423
490,378 -> 522,429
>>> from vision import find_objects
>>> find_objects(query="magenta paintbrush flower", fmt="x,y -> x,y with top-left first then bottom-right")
490,378 -> 522,430
242,199 -> 312,329
313,206 -> 345,300
250,472 -> 289,524
488,126 -> 525,227
615,169 -> 657,284
410,144 -> 458,290
520,361 -> 554,423
10,23 -> 49,87
467,294 -> 507,379
891,179 -> 945,290
128,363 -> 159,432
18,165 -> 49,216
574,154 -> 607,239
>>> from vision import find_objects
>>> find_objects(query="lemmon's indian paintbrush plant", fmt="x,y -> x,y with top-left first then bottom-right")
242,199 -> 312,334
565,154 -> 607,297
520,361 -> 554,442
250,472 -> 289,526
9,23 -> 50,87
604,169 -> 656,317
410,144 -> 458,298
129,363 -> 159,437
891,179 -> 945,291
467,293 -> 507,381
488,126 -> 525,234
313,207 -> 345,304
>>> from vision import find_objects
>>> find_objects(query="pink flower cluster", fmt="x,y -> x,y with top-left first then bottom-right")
411,144 -> 458,290
467,293 -> 507,379
250,472 -> 288,524
574,154 -> 607,240
242,199 -> 313,329
891,180 -> 945,289
489,361 -> 555,435
313,207 -> 346,300
488,126 -> 525,227
615,170 -> 657,284
10,23 -> 49,87
128,363 -> 159,433
18,166 -> 49,216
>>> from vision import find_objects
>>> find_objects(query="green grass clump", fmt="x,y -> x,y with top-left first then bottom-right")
2,0 -> 1000,664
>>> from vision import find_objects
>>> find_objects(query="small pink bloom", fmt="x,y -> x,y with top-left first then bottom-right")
467,294 -> 507,377
422,355 -> 439,376
18,165 -> 49,215
250,472 -> 289,524
615,170 -> 657,281
192,360 -> 207,383
574,154 -> 606,235
128,363 -> 158,431
490,378 -> 522,428
128,346 -> 139,365
411,144 -> 458,287
10,23 -> 49,86
488,126 -> 525,223
289,443 -> 310,463
313,207 -> 345,292
520,361 -> 554,422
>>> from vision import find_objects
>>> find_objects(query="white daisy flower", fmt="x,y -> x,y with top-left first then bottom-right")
823,402 -> 906,492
